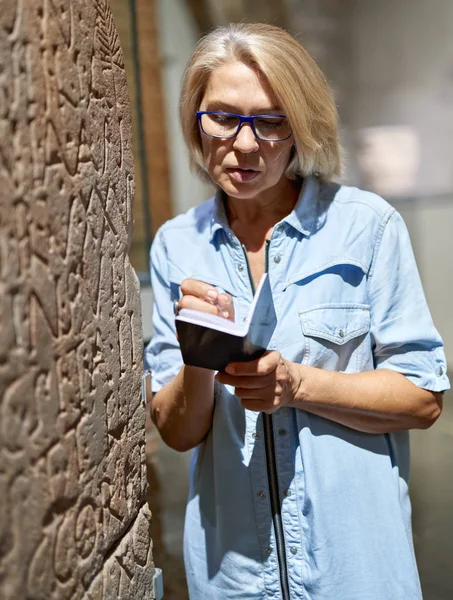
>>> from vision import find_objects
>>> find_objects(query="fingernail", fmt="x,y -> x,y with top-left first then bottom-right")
219,293 -> 230,304
222,310 -> 229,318
206,290 -> 217,301
226,365 -> 235,374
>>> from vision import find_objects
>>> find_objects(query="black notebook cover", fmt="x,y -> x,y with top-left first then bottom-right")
175,274 -> 277,371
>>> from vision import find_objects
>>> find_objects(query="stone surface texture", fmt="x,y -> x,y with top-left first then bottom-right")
0,1 -> 153,598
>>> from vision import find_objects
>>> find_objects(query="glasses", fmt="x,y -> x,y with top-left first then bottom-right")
196,111 -> 292,142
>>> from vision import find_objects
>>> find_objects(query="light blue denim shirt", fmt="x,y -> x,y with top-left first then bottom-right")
145,176 -> 449,600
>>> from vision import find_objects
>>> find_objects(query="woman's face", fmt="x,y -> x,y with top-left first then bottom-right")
198,61 -> 294,201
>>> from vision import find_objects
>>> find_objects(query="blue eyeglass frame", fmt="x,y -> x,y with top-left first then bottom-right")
195,111 -> 292,141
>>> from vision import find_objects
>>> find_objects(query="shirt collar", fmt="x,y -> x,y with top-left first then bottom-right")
209,174 -> 320,242
282,175 -> 320,237
210,188 -> 232,243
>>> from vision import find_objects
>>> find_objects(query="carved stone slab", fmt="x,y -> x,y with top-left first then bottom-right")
0,1 -> 153,598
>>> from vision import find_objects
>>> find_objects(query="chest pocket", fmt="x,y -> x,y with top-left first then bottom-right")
299,304 -> 371,373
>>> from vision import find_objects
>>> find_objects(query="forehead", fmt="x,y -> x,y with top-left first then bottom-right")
200,61 -> 280,112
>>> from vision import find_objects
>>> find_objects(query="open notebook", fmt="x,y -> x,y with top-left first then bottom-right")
175,274 -> 277,371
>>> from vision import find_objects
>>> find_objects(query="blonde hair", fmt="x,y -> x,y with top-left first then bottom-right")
180,23 -> 343,182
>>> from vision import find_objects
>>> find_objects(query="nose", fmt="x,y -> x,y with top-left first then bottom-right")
232,123 -> 259,153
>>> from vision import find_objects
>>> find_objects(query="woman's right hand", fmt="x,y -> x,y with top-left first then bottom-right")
177,278 -> 235,321
154,278 -> 229,450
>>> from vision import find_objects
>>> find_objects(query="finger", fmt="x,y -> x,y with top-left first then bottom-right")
180,278 -> 218,303
216,293 -> 235,321
240,399 -> 277,413
179,279 -> 233,318
225,351 -> 280,376
236,384 -> 284,399
234,387 -> 275,400
215,372 -> 275,388
178,294 -> 226,317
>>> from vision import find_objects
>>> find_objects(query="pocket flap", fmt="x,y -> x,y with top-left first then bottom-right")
299,304 -> 370,345
284,257 -> 368,289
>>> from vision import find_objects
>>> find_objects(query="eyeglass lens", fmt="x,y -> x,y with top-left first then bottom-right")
201,113 -> 291,141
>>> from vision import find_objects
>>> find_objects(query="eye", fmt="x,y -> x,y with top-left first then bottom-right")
211,114 -> 236,124
255,116 -> 285,128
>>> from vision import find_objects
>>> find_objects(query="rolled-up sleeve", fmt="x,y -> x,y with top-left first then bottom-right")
368,209 -> 450,392
144,229 -> 183,392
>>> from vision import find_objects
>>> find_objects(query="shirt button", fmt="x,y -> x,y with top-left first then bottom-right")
277,224 -> 284,232
265,546 -> 273,555
242,316 -> 248,324
252,432 -> 259,440
278,428 -> 286,436
338,329 -> 345,338
273,255 -> 281,264
257,490 -> 266,500
238,264 -> 244,271
284,488 -> 291,497
436,365 -> 445,377
290,547 -> 298,555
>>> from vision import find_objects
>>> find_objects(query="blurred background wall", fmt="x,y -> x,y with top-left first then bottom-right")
110,1 -> 453,598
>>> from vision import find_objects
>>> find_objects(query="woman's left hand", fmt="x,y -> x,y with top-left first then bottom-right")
215,351 -> 302,414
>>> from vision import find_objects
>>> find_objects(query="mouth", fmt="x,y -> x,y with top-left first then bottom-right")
225,167 -> 261,183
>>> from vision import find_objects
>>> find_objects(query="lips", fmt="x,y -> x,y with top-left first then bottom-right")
226,167 -> 261,183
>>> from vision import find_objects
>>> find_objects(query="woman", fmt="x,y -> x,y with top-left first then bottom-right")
145,23 -> 449,600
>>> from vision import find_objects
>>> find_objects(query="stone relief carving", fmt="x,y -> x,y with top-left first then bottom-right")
0,1 -> 153,598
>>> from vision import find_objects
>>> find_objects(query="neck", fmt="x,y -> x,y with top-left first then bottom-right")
226,177 -> 301,228
225,178 -> 302,250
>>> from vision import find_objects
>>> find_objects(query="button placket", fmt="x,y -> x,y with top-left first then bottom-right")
229,243 -> 255,318
272,411 -> 305,587
246,411 -> 272,558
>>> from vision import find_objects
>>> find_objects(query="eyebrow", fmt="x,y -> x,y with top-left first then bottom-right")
203,101 -> 283,114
